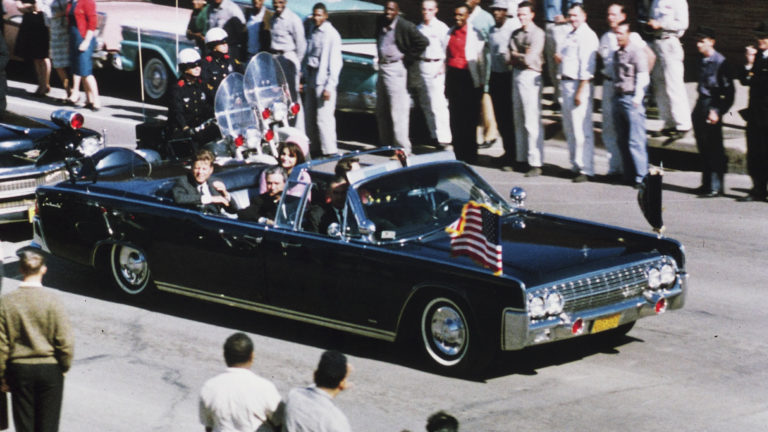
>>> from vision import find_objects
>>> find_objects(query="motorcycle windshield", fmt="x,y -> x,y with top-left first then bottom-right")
244,52 -> 291,111
214,73 -> 260,138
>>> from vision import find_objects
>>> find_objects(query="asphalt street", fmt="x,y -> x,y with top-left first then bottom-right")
1,74 -> 767,432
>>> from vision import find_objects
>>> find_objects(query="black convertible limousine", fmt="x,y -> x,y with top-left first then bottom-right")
31,149 -> 687,373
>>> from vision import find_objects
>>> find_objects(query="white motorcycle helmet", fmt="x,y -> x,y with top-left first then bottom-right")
205,27 -> 228,48
178,48 -> 201,71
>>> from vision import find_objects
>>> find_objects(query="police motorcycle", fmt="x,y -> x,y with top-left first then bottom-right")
242,52 -> 306,157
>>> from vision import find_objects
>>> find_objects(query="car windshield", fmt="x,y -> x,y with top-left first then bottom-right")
357,163 -> 510,240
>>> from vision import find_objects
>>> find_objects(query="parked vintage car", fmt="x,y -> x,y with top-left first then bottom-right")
98,0 -> 381,107
0,110 -> 102,223
31,149 -> 687,372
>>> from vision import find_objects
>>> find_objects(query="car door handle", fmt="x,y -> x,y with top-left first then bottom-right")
281,241 -> 302,249
219,230 -> 262,249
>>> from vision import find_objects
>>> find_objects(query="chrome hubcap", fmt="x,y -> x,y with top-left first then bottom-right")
429,305 -> 467,357
118,246 -> 148,289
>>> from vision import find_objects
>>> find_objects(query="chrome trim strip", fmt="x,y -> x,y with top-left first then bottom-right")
154,281 -> 397,342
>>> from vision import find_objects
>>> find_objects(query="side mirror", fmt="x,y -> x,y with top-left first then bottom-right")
509,187 -> 527,207
326,222 -> 342,238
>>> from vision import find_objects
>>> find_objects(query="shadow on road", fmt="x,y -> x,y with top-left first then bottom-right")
21,252 -> 647,382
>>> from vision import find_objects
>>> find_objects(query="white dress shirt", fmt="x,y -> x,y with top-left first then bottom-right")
418,18 -> 450,61
199,367 -> 282,432
649,0 -> 689,38
559,23 -> 598,81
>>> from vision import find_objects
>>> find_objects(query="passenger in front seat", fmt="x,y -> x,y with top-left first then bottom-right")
238,165 -> 286,224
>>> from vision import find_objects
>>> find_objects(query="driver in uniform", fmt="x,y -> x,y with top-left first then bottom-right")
201,27 -> 244,95
167,48 -> 218,157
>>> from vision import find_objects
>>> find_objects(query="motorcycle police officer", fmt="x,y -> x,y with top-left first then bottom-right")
167,48 -> 218,158
202,27 -> 244,94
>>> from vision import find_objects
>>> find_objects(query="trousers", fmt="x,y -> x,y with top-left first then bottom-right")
561,79 -> 595,176
489,71 -> 514,159
418,60 -> 452,144
651,37 -> 691,131
601,81 -> 623,174
512,68 -> 544,167
7,363 -> 65,432
304,69 -> 338,156
692,97 -> 726,193
376,61 -> 412,153
446,66 -> 482,163
614,94 -> 649,184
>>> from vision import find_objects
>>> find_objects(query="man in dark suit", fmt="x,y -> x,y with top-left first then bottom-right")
739,21 -> 768,202
172,149 -> 236,213
375,1 -> 428,154
237,165 -> 285,224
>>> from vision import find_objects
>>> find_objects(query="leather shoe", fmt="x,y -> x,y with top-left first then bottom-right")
478,138 -> 496,149
572,174 -> 589,183
697,191 -> 722,198
524,167 -> 542,177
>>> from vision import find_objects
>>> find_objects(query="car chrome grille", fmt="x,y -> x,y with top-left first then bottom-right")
0,169 -> 69,200
537,259 -> 662,313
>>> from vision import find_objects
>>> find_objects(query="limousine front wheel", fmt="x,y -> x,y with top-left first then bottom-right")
110,244 -> 151,296
420,297 -> 477,372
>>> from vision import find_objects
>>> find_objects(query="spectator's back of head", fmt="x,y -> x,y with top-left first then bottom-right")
18,249 -> 45,277
313,350 -> 348,389
223,332 -> 254,366
426,411 -> 459,432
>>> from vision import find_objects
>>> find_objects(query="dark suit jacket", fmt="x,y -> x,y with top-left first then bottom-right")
376,15 -> 429,91
237,192 -> 279,222
172,175 -> 236,214
740,51 -> 768,122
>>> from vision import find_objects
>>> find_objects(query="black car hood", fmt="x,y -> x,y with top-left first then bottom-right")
415,210 -> 681,287
0,112 -> 58,166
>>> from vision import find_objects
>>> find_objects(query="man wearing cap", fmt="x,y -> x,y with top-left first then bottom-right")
646,0 -> 691,140
375,1 -> 428,153
168,49 -> 217,153
691,27 -> 734,198
555,3 -> 598,182
509,1 -> 545,176
0,249 -> 74,432
302,2 -> 342,157
202,27 -> 244,95
207,0 -> 246,60
738,21 -> 768,202
416,0 -> 451,148
487,0 -> 518,170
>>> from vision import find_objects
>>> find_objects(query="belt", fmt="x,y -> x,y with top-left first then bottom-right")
654,34 -> 676,40
421,58 -> 443,62
561,76 -> 578,81
603,75 -> 613,81
269,49 -> 285,55
379,58 -> 403,65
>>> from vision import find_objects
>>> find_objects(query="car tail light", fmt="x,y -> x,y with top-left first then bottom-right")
261,108 -> 271,120
264,129 -> 274,142
234,135 -> 244,147
655,298 -> 667,314
290,102 -> 300,115
571,318 -> 584,335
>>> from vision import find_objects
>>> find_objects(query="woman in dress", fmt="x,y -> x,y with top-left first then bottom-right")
258,140 -> 311,197
15,0 -> 51,97
48,0 -> 71,99
65,0 -> 100,110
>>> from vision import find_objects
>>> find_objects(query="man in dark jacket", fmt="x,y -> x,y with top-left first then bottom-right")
691,27 -> 734,197
172,149 -> 237,214
375,1 -> 428,154
739,20 -> 768,202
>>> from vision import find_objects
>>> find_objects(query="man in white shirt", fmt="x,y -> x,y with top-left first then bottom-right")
284,350 -> 353,432
302,3 -> 342,156
647,0 -> 691,139
556,3 -> 598,182
270,0 -> 307,131
417,0 -> 451,148
199,333 -> 283,432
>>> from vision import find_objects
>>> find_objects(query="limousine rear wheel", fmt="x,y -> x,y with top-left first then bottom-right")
420,297 -> 477,371
110,244 -> 151,296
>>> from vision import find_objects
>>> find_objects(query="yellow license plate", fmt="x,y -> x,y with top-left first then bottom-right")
592,314 -> 621,334
27,206 -> 35,223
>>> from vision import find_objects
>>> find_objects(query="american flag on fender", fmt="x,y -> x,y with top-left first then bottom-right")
445,201 -> 503,276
